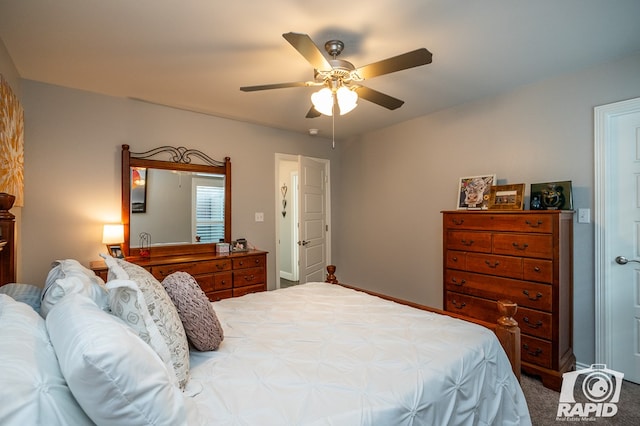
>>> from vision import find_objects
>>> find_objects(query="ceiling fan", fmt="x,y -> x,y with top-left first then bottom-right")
240,32 -> 433,118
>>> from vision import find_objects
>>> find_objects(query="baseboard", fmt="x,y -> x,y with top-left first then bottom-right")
280,271 -> 294,281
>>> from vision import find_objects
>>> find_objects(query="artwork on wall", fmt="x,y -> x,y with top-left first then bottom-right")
530,181 -> 573,210
457,174 -> 496,210
131,167 -> 147,213
488,184 -> 525,210
0,74 -> 24,206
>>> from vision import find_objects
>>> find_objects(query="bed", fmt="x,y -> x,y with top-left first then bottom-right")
0,222 -> 530,424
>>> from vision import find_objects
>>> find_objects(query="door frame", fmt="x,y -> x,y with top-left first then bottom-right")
275,153 -> 332,288
594,96 -> 640,365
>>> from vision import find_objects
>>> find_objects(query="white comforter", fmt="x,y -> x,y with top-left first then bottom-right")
187,282 -> 531,425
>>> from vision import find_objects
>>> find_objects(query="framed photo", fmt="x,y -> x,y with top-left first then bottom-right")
457,174 -> 496,210
107,244 -> 124,258
231,239 -> 248,252
530,181 -> 573,210
488,184 -> 525,210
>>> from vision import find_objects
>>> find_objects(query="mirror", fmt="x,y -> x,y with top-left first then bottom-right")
121,145 -> 231,257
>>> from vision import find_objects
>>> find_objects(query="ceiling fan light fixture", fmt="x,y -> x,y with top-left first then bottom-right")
336,86 -> 358,115
311,87 -> 334,116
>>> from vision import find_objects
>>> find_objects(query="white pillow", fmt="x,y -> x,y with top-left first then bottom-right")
103,255 -> 190,389
0,294 -> 93,425
106,278 -> 179,387
46,294 -> 187,426
40,259 -> 109,318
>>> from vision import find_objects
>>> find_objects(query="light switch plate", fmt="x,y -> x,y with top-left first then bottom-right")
578,208 -> 590,224
255,212 -> 264,222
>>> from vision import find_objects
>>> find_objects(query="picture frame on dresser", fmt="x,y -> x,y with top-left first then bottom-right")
456,174 -> 496,210
488,184 -> 525,210
530,181 -> 573,210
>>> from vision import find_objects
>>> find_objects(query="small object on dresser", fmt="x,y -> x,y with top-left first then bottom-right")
216,242 -> 230,254
231,238 -> 248,252
138,232 -> 151,258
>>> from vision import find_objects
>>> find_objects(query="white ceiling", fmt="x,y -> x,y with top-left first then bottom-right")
1,0 -> 640,140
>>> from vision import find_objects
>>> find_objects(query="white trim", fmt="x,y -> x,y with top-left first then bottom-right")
594,96 -> 640,365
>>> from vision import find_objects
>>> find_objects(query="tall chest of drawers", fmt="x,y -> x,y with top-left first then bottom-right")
442,211 -> 574,390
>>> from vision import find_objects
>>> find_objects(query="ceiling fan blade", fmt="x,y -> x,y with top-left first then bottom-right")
305,106 -> 321,118
282,32 -> 332,70
240,81 -> 310,92
356,48 -> 432,80
355,86 -> 405,110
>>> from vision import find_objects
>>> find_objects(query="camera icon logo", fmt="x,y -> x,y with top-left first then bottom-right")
557,364 -> 624,418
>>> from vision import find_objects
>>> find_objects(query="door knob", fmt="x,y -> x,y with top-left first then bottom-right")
615,255 -> 640,265
298,240 -> 310,246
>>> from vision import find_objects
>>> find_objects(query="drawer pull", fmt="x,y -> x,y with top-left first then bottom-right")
484,260 -> 500,268
512,242 -> 529,250
451,256 -> 458,262
451,277 -> 466,286
216,263 -> 226,270
460,239 -> 474,246
523,344 -> 543,357
254,259 -> 260,264
522,290 -> 543,301
452,218 -> 464,225
525,219 -> 543,228
533,266 -> 541,272
451,300 -> 466,309
244,274 -> 255,282
523,317 -> 543,328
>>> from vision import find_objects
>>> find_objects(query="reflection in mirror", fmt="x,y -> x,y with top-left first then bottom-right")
121,145 -> 231,257
130,170 -> 225,247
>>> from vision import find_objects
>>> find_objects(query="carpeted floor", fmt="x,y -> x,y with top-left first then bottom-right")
521,373 -> 640,425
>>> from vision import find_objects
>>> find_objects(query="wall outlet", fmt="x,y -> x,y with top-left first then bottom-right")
255,212 -> 264,222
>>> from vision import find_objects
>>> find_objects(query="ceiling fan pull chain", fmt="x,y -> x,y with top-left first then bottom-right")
332,109 -> 335,149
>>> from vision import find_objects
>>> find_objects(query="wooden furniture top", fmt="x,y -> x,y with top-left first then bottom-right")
90,249 -> 268,270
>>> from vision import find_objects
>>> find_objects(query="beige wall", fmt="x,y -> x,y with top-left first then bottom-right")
19,80 -> 339,289
333,52 -> 640,366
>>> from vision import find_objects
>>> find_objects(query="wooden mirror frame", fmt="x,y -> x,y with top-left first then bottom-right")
121,144 -> 231,258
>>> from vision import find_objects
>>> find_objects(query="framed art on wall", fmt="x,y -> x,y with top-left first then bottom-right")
488,184 -> 525,210
457,174 -> 496,210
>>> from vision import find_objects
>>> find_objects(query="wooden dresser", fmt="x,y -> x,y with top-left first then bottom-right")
442,210 -> 574,390
91,250 -> 267,302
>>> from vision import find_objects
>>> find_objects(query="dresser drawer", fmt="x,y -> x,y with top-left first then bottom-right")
233,255 -> 265,270
523,258 -> 553,283
233,283 -> 265,298
466,253 -> 523,279
234,266 -> 265,287
446,250 -> 466,270
152,259 -> 231,279
521,335 -> 553,369
207,289 -> 233,302
444,269 -> 552,311
492,233 -> 553,259
446,231 -> 492,253
515,307 -> 553,340
444,213 -> 553,233
445,292 -> 500,323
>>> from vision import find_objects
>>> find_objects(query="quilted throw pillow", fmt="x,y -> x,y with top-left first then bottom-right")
102,255 -> 190,389
162,272 -> 224,351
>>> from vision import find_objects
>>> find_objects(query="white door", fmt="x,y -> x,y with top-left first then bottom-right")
298,156 -> 328,283
595,97 -> 640,384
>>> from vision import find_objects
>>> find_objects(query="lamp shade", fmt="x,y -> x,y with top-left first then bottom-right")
102,224 -> 124,244
336,87 -> 358,115
311,88 -> 334,116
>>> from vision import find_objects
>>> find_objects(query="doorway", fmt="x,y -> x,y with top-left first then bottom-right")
595,96 -> 640,384
275,154 -> 331,289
